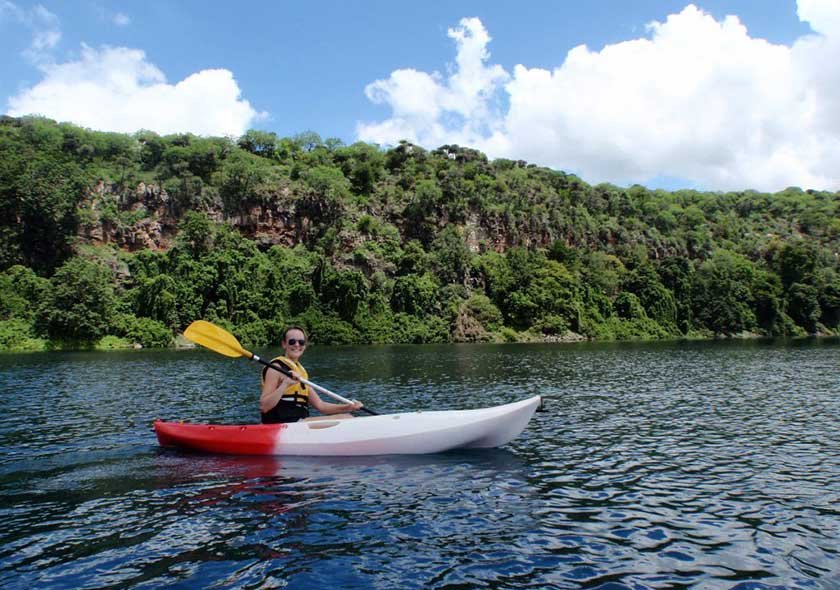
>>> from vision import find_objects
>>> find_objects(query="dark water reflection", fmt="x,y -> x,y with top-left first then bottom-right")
1,339 -> 838,589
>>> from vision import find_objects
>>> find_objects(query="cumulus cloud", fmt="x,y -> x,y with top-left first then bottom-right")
112,12 -> 130,27
361,18 -> 509,150
6,45 -> 264,137
358,2 -> 840,192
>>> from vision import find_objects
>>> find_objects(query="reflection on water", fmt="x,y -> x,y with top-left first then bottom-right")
0,339 -> 838,588
147,449 -> 539,589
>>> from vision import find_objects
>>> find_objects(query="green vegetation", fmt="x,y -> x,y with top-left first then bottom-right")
1,116 -> 839,350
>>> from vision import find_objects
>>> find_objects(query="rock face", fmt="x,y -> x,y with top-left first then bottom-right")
78,182 -> 301,251
230,200 -> 300,248
79,182 -> 177,251
78,181 -> 532,255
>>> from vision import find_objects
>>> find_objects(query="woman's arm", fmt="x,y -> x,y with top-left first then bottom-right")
308,390 -> 363,415
259,370 -> 293,414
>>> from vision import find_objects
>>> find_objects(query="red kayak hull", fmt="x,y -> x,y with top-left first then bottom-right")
155,421 -> 286,455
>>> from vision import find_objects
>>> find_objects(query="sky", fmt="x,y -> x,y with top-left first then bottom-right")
1,0 -> 838,193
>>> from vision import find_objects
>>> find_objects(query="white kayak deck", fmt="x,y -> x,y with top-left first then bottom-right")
271,395 -> 542,455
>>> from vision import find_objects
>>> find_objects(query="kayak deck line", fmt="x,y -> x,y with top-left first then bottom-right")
155,395 -> 541,456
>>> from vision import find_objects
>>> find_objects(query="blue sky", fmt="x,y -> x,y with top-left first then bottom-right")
1,1 -> 836,191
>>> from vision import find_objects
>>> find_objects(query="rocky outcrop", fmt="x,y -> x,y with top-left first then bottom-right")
79,182 -> 304,251
79,182 -> 178,251
78,181 -> 524,256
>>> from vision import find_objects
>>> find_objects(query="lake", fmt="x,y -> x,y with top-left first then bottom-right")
1,339 -> 838,589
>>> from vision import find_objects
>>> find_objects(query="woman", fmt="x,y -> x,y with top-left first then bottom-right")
260,326 -> 363,424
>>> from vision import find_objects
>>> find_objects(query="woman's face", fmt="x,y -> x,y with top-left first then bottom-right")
282,329 -> 307,360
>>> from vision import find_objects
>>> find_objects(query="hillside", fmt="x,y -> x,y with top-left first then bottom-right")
1,116 -> 838,351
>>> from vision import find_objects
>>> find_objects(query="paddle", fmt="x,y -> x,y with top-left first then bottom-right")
183,320 -> 377,416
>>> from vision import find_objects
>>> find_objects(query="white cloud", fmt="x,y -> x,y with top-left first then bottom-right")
358,3 -> 840,192
797,0 -> 840,35
112,12 -> 130,27
6,45 -> 264,137
360,18 -> 509,150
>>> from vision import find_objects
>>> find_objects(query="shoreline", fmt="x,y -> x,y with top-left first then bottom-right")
2,331 -> 838,354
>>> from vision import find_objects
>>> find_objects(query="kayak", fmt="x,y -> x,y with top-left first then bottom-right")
155,395 -> 541,456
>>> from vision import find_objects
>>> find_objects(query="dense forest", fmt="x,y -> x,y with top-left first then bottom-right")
1,115 -> 838,351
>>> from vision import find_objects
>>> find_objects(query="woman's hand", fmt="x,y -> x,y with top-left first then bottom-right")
348,400 -> 364,412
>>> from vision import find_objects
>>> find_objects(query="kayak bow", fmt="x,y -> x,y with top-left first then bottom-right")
155,396 -> 541,456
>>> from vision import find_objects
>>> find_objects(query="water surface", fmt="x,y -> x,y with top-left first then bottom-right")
1,339 -> 838,589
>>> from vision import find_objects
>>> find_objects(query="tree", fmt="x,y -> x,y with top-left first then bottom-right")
335,142 -> 385,196
176,211 -> 215,258
547,240 -> 579,268
430,225 -> 472,285
775,241 -> 818,288
136,130 -> 165,170
238,130 -> 278,158
751,270 -> 785,335
658,256 -> 694,333
614,292 -> 646,320
298,166 -> 349,228
692,251 -> 757,335
0,119 -> 89,271
787,283 -> 821,333
818,278 -> 840,330
37,258 -> 118,341
319,267 -> 369,321
136,274 -> 179,328
394,240 -> 428,277
390,274 -> 439,316
218,151 -> 274,212
293,131 -> 324,153
526,260 -> 582,332
0,265 -> 49,321
403,180 -> 441,244
622,263 -> 678,333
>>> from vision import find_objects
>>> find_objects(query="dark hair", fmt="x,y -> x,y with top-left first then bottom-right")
282,326 -> 308,343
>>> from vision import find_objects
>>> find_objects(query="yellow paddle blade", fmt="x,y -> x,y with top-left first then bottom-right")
184,320 -> 250,359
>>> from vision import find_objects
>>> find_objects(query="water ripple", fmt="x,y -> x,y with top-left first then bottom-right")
1,340 -> 839,588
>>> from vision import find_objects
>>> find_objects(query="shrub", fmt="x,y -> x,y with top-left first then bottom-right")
112,313 -> 173,348
498,327 -> 519,342
0,319 -> 47,351
236,318 -> 271,349
0,265 -> 49,321
96,335 -> 133,350
296,310 -> 359,345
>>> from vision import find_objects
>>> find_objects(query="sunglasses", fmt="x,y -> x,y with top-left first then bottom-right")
286,338 -> 306,346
